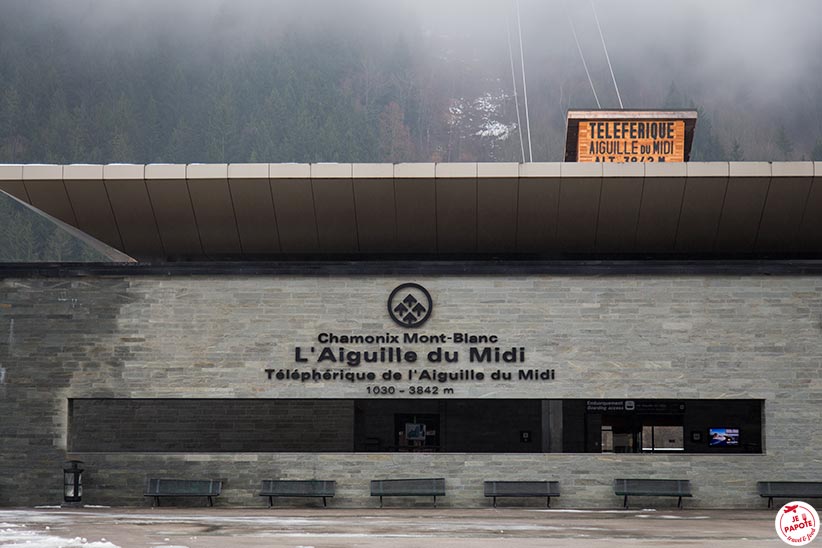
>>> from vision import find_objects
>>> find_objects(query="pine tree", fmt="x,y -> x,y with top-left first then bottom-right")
662,82 -> 684,109
110,130 -> 132,162
689,106 -> 725,161
379,102 -> 415,162
774,126 -> 794,160
0,87 -> 21,162
729,139 -> 744,161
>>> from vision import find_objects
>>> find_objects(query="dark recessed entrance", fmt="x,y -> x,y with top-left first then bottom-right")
68,398 -> 763,454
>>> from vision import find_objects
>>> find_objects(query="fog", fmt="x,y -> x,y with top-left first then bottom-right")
31,0 -> 821,100
2,0 -> 821,162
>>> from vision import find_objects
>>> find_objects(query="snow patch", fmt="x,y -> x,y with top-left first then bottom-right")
0,527 -> 121,547
533,508 -> 657,514
475,121 -> 512,139
448,91 -> 516,143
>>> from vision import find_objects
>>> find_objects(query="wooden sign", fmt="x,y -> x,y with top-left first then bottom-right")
578,120 -> 685,163
565,110 -> 697,163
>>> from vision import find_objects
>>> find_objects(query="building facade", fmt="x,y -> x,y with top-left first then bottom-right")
1,162 -> 821,508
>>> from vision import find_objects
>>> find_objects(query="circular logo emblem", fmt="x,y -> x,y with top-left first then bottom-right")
775,501 -> 819,545
387,283 -> 432,328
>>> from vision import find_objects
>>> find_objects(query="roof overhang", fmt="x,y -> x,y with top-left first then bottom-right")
1,162 -> 820,261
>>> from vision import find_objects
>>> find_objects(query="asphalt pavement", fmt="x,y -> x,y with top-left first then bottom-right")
0,507 -> 787,547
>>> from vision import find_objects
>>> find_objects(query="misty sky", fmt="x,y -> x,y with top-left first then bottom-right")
3,0 -> 822,161
32,0 -> 821,106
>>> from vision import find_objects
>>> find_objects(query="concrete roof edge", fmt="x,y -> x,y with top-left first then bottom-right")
395,163 -> 435,178
228,163 -> 269,179
729,162 -> 771,178
270,163 -> 311,178
519,163 -> 561,178
0,164 -> 24,180
436,163 -> 477,178
644,162 -> 687,177
145,163 -> 187,179
603,163 -> 645,177
64,164 -> 104,180
311,163 -> 353,179
560,162 -> 603,177
23,164 -> 63,180
187,163 -> 229,179
686,162 -> 729,178
771,162 -> 813,178
103,164 -> 145,180
353,163 -> 394,178
477,162 -> 519,178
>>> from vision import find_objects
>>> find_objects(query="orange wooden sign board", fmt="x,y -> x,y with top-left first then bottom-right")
577,119 -> 686,163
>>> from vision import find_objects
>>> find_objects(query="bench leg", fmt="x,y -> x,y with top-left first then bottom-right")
493,496 -> 497,508
623,495 -> 628,509
208,496 -> 213,507
677,496 -> 682,509
268,496 -> 273,509
380,496 -> 383,508
768,497 -> 773,509
154,496 -> 160,508
547,496 -> 551,509
433,496 -> 437,508
322,497 -> 327,508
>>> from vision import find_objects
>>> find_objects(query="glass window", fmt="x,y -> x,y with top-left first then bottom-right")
68,398 -> 763,454
0,190 -> 133,262
642,425 -> 684,452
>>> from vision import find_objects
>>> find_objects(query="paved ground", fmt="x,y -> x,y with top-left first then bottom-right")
0,507 -> 786,547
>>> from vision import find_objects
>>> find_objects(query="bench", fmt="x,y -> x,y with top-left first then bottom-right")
144,479 -> 221,507
614,479 -> 692,509
484,481 -> 561,508
259,480 -> 336,507
370,478 -> 445,507
757,481 -> 822,509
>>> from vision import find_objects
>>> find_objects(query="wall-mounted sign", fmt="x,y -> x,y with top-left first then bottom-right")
262,283 -> 559,394
565,110 -> 697,163
387,283 -> 432,328
586,400 -> 685,414
264,283 -> 568,396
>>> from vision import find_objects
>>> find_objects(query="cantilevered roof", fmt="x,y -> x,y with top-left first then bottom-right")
0,162 -> 820,261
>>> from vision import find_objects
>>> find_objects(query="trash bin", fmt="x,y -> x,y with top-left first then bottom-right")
63,460 -> 84,505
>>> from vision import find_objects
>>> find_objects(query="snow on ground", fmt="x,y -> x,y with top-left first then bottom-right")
0,524 -> 120,547
531,508 -> 658,514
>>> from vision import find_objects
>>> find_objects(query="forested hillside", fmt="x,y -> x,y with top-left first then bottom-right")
1,0 -> 821,164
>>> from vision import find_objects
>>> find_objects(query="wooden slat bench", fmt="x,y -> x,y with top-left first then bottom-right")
370,478 -> 445,507
613,479 -> 692,509
259,480 -> 336,507
484,481 -> 561,508
757,481 -> 822,509
144,479 -> 222,507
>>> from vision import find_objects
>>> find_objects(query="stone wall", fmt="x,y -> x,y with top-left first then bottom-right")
0,271 -> 820,507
